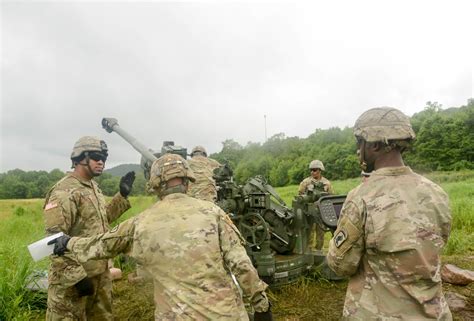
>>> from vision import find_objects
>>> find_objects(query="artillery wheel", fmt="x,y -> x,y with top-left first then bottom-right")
238,213 -> 269,248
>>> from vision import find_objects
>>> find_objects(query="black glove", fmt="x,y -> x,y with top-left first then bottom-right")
120,171 -> 136,197
75,277 -> 95,297
47,235 -> 71,256
254,307 -> 273,321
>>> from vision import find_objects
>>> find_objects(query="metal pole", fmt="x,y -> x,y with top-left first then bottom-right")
264,114 -> 267,142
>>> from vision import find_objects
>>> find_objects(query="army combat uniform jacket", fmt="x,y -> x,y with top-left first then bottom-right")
188,155 -> 221,202
43,173 -> 130,319
66,193 -> 269,320
327,167 -> 452,320
298,176 -> 334,195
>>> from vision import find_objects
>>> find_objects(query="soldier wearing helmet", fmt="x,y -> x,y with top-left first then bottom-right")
327,107 -> 452,320
298,160 -> 333,195
298,159 -> 334,252
188,145 -> 222,202
49,153 -> 273,321
43,136 -> 135,321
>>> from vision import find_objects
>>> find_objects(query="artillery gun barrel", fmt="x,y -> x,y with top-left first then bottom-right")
101,117 -> 157,163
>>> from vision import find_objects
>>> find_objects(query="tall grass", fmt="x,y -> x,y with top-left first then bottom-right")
0,245 -> 46,320
0,204 -> 48,320
439,179 -> 474,255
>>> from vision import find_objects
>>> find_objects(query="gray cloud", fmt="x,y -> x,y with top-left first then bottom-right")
1,1 -> 473,171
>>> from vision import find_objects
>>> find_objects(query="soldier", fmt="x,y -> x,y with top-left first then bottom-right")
188,145 -> 222,202
48,153 -> 273,321
298,160 -> 333,195
43,136 -> 135,320
327,107 -> 452,320
299,160 -> 333,252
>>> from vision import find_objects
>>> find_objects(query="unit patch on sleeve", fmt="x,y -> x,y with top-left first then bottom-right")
334,230 -> 347,248
44,202 -> 58,211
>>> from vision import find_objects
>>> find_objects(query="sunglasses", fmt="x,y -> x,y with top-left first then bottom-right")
88,152 -> 107,162
310,169 -> 320,172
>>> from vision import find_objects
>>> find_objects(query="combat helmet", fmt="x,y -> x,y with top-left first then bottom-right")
70,136 -> 108,161
353,107 -> 416,143
309,160 -> 325,171
191,145 -> 207,157
148,153 -> 196,193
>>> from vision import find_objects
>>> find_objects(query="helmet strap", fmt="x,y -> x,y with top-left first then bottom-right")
359,140 -> 368,172
76,152 -> 99,178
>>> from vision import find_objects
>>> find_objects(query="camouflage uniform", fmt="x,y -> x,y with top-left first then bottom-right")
66,192 -> 269,320
299,175 -> 333,251
44,173 -> 130,320
328,106 -> 452,320
188,155 -> 221,202
327,168 -> 452,320
298,176 -> 334,195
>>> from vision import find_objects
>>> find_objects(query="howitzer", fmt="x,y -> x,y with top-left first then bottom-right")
101,118 -> 346,286
102,118 -> 187,179
213,165 -> 346,286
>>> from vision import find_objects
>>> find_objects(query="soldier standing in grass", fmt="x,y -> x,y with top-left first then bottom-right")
299,160 -> 334,252
49,153 -> 273,321
327,107 -> 452,320
43,136 -> 135,320
188,145 -> 222,202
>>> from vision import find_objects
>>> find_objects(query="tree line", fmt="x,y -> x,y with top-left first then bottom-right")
212,99 -> 474,185
0,169 -> 148,200
0,99 -> 472,199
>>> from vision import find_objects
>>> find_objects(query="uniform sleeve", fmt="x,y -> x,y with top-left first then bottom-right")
105,192 -> 131,223
327,194 -> 366,276
326,181 -> 334,194
439,192 -> 452,244
217,213 -> 269,312
44,189 -> 78,235
44,189 -> 87,287
68,218 -> 136,263
298,179 -> 307,195
208,158 -> 222,169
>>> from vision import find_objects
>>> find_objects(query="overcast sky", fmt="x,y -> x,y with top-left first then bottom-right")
1,0 -> 473,172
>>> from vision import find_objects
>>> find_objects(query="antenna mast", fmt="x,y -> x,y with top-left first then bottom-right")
264,114 -> 268,142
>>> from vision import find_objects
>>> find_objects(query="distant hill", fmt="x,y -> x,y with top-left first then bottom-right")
105,164 -> 141,177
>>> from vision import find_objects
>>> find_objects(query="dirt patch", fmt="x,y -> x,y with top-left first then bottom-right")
269,276 -> 347,320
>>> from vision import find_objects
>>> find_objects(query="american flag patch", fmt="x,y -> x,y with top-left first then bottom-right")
45,202 -> 58,211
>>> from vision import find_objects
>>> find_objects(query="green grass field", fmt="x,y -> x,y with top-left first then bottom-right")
0,171 -> 473,320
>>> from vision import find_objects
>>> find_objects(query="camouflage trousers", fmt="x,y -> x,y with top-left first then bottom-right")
309,224 -> 326,251
46,270 -> 113,321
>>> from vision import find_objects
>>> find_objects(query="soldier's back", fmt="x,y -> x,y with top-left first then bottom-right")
345,166 -> 452,320
188,156 -> 220,202
131,193 -> 248,320
362,167 -> 450,250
